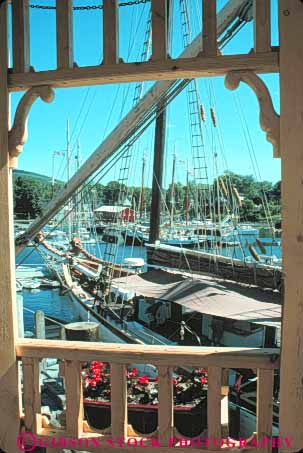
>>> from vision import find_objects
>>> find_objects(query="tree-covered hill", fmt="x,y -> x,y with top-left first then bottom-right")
12,169 -> 281,223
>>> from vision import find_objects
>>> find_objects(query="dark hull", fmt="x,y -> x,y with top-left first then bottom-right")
84,400 -> 207,437
102,233 -> 121,244
146,244 -> 282,291
121,231 -> 145,246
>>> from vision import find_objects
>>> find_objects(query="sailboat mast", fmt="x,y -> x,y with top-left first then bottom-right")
66,119 -> 72,239
185,161 -> 190,225
169,149 -> 176,229
76,139 -> 81,235
149,0 -> 171,243
140,155 -> 146,220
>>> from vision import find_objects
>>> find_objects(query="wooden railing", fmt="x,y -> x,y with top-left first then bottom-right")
16,339 -> 279,453
8,0 -> 278,91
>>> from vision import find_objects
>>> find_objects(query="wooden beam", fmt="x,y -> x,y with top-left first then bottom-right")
23,358 -> 41,433
253,0 -> 271,53
151,0 -> 167,60
65,360 -> 83,438
207,367 -> 221,444
16,339 -> 280,369
12,0 -> 30,73
158,366 -> 174,445
202,0 -> 217,56
103,0 -> 119,65
56,0 -> 73,69
256,369 -> 273,451
110,364 -> 127,439
9,52 -> 279,92
0,2 -> 21,451
279,0 -> 303,450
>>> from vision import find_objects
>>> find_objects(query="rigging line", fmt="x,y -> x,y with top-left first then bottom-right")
20,78 -> 191,263
233,93 -> 273,231
234,92 -> 275,231
70,88 -> 98,152
71,2 -> 148,156
16,146 -> 129,268
18,78 -> 189,267
69,87 -> 91,145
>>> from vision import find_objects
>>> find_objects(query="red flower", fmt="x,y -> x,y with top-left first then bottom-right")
200,377 -> 207,385
137,376 -> 149,386
172,379 -> 177,385
128,367 -> 138,379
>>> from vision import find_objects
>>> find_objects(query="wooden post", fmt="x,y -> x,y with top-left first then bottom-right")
0,3 -> 21,450
256,369 -> 274,452
17,293 -> 24,338
23,358 -> 41,433
158,366 -> 174,445
103,0 -> 119,65
221,369 -> 229,437
202,0 -> 217,56
207,366 -> 221,445
111,363 -> 127,439
253,0 -> 271,53
56,0 -> 73,69
65,360 -> 83,438
151,0 -> 168,60
35,310 -> 45,339
279,1 -> 303,450
12,0 -> 30,73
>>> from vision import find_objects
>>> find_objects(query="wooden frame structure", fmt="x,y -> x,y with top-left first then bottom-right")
0,0 -> 302,451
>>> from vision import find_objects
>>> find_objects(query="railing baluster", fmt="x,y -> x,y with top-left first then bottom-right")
151,0 -> 168,61
56,0 -> 74,69
207,366 -> 222,445
103,0 -> 119,65
12,0 -> 30,73
254,0 -> 271,53
23,358 -> 41,433
221,369 -> 229,437
158,366 -> 174,445
65,360 -> 83,438
257,368 -> 274,452
111,363 -> 127,439
202,0 -> 217,56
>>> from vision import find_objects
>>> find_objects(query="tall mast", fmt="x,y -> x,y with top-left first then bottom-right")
76,139 -> 81,234
140,154 -> 146,220
185,160 -> 190,225
149,0 -> 171,243
169,148 -> 176,229
66,118 -> 72,239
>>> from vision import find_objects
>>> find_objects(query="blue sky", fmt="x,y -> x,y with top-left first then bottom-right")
10,0 -> 280,188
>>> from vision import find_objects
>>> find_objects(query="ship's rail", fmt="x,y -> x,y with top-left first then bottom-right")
16,339 -> 279,453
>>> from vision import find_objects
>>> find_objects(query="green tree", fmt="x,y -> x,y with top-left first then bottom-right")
14,177 -> 42,218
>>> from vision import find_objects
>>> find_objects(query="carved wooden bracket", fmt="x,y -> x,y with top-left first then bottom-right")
8,85 -> 55,168
224,70 -> 280,158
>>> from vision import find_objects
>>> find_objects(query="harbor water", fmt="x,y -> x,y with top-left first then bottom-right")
16,238 -> 281,340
